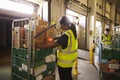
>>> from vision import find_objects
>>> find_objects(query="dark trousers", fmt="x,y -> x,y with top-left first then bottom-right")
58,66 -> 73,80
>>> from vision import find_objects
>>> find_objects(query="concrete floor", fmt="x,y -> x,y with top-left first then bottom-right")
0,47 -> 11,80
78,50 -> 99,80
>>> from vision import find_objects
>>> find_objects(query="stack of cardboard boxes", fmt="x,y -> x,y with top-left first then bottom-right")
12,20 -> 55,49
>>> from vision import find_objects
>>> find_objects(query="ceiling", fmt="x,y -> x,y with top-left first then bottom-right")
107,0 -> 120,13
0,0 -> 46,20
0,8 -> 32,20
0,0 -> 119,20
116,0 -> 120,13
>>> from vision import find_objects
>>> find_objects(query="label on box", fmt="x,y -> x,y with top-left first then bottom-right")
109,64 -> 120,69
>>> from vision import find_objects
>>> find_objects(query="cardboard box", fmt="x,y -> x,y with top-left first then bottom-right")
35,26 -> 47,48
46,27 -> 55,45
100,63 -> 109,72
13,27 -> 20,48
109,64 -> 120,70
38,20 -> 48,27
100,63 -> 120,73
13,20 -> 54,49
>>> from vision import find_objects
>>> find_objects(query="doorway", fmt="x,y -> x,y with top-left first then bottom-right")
66,9 -> 87,50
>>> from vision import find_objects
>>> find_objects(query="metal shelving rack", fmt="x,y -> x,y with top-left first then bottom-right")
11,17 -> 55,80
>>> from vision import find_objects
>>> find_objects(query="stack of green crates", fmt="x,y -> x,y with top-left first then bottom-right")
112,49 -> 120,60
12,48 -> 55,80
30,48 -> 55,80
12,48 -> 28,59
101,48 -> 120,60
12,48 -> 28,79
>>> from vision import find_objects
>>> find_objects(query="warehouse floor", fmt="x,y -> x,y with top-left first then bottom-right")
77,50 -> 99,80
0,47 -> 11,80
0,47 -> 100,80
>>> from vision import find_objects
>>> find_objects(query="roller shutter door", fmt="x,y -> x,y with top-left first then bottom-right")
67,0 -> 88,16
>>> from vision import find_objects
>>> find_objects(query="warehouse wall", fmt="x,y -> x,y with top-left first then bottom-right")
87,0 -> 96,49
51,0 -> 65,26
0,19 -> 12,47
0,20 -> 6,47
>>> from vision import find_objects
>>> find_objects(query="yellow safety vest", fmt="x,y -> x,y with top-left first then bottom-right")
57,29 -> 78,68
102,34 -> 111,45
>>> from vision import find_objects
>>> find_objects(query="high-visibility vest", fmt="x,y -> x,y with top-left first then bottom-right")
102,34 -> 111,45
57,29 -> 78,68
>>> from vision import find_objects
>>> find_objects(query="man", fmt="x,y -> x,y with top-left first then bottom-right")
102,28 -> 112,48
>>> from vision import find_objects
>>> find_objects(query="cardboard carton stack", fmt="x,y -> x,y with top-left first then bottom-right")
13,20 -> 55,49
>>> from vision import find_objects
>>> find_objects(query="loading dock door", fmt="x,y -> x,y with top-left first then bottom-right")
66,9 -> 87,50
78,15 -> 86,50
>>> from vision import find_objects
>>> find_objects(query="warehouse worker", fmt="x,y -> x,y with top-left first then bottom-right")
101,28 -> 112,48
39,16 -> 78,80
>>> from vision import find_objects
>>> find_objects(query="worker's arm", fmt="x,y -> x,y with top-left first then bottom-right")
36,34 -> 68,49
36,41 -> 59,49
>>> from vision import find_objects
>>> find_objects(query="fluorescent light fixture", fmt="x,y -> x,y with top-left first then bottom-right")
0,0 -> 34,14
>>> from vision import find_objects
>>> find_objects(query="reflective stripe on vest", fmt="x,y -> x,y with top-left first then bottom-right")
57,30 -> 78,68
58,58 -> 75,64
60,31 -> 77,54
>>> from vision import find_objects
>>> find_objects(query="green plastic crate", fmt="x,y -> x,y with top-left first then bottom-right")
101,49 -> 112,59
12,57 -> 27,67
12,74 -> 23,80
35,48 -> 53,60
12,48 -> 28,59
12,48 -> 19,56
112,49 -> 120,60
18,48 -> 28,59
34,59 -> 45,68
12,65 -> 27,79
46,62 -> 55,70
